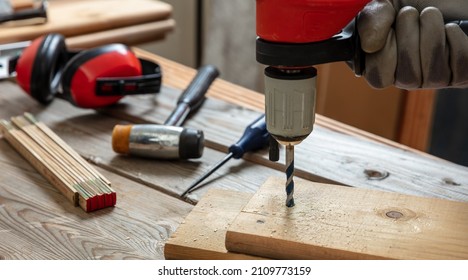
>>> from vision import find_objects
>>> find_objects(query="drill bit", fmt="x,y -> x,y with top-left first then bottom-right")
285,144 -> 295,207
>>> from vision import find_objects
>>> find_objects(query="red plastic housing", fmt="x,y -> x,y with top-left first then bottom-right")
69,49 -> 142,108
257,0 -> 370,43
16,36 -> 43,95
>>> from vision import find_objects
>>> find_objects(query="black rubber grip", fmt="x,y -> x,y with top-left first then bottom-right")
164,64 -> 219,126
178,64 -> 219,108
0,3 -> 47,24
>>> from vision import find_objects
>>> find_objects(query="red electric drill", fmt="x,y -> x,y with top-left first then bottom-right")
256,0 -> 370,206
256,1 -> 468,207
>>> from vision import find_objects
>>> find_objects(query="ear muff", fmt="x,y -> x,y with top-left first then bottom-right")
16,33 -> 68,105
61,44 -> 161,108
15,33 -> 161,108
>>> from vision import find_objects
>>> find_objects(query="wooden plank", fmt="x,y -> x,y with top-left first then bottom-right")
165,189 -> 263,260
225,177 -> 468,260
0,0 -> 172,43
134,49 -> 266,112
65,19 -> 175,49
0,140 -> 192,259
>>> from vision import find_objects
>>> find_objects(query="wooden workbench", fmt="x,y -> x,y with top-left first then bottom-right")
0,48 -> 467,259
1,0 -> 174,48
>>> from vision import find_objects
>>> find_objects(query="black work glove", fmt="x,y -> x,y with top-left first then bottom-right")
357,0 -> 468,89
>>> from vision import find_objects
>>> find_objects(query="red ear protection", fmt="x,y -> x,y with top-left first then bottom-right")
15,33 -> 161,108
16,34 -> 68,104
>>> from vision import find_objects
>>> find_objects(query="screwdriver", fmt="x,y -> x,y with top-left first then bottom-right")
181,114 -> 270,197
164,64 -> 220,127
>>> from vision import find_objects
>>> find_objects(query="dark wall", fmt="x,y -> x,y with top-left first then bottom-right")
430,89 -> 468,166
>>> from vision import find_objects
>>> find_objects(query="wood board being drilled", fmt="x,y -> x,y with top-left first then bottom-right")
224,177 -> 468,260
164,189 -> 264,260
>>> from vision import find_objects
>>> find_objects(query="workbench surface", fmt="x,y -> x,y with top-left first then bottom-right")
0,0 -> 174,48
1,50 -> 467,259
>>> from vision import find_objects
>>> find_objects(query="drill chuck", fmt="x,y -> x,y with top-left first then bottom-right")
264,66 -> 317,144
112,124 -> 204,160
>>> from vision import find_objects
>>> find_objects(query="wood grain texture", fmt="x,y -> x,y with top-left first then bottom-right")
0,0 -> 172,43
226,177 -> 468,260
0,49 -> 467,260
2,79 -> 467,203
0,140 -> 192,259
165,189 -> 263,260
65,19 -> 175,49
0,82 -> 285,203
97,84 -> 468,202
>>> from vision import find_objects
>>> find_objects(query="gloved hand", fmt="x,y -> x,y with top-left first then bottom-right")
357,0 -> 468,89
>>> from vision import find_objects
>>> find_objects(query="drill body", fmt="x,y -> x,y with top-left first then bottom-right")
256,0 -> 370,206
257,0 -> 370,147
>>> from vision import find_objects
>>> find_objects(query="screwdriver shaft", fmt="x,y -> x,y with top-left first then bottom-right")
285,144 -> 295,207
182,152 -> 234,197
182,114 -> 268,198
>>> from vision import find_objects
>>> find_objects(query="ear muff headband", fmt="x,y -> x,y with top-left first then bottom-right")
31,33 -> 68,104
95,58 -> 161,96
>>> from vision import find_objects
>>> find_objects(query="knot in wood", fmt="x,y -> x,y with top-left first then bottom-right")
386,211 -> 404,219
364,169 -> 389,181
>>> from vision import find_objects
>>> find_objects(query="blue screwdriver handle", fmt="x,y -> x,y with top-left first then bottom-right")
229,114 -> 270,159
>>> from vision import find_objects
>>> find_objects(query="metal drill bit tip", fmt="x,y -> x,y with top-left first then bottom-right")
285,144 -> 295,207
